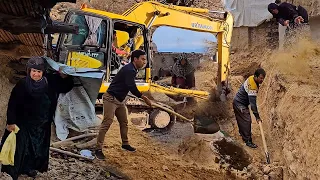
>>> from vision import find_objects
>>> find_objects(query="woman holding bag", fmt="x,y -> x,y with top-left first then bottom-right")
0,57 -> 73,180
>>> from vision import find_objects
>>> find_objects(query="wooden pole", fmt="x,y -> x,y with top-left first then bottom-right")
0,13 -> 79,34
258,121 -> 271,164
50,147 -> 94,161
51,133 -> 97,147
127,94 -> 194,122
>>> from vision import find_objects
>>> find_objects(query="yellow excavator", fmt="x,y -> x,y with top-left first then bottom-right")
55,1 -> 234,130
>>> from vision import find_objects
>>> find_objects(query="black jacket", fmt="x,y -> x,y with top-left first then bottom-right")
107,63 -> 142,102
271,2 -> 309,25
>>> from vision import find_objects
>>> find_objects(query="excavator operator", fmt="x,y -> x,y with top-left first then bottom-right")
267,2 -> 309,28
112,30 -> 128,56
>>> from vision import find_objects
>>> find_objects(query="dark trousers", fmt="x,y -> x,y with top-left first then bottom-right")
233,100 -> 252,142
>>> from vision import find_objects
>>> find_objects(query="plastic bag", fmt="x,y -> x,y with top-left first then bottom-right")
0,125 -> 20,166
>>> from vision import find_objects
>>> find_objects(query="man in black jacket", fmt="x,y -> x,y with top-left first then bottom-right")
95,50 -> 152,160
268,2 -> 308,27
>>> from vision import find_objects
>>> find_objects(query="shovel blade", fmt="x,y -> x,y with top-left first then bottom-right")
266,152 -> 271,164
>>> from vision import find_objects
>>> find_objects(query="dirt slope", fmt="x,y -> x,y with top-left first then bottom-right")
257,37 -> 320,179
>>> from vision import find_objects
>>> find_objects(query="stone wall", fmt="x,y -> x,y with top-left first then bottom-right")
151,52 -> 210,79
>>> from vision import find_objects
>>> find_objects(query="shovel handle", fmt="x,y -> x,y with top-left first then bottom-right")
127,94 -> 193,122
150,102 -> 193,122
258,121 -> 271,164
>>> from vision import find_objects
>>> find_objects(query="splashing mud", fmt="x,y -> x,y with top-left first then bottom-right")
213,139 -> 251,171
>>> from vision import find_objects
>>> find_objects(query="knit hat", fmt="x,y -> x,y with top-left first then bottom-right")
268,3 -> 279,14
26,56 -> 46,72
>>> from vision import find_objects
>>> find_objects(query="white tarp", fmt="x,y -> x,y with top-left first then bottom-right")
44,57 -> 105,140
223,0 -> 275,27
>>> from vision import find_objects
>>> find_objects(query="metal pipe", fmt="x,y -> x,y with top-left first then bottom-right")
147,14 -> 158,29
209,10 -> 227,14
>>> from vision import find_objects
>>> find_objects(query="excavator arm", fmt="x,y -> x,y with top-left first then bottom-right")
120,1 -> 234,98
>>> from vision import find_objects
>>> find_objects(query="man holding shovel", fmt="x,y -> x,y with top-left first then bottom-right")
233,68 -> 266,148
95,50 -> 152,160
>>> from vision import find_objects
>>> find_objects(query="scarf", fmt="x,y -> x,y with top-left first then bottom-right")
25,75 -> 48,96
25,56 -> 48,96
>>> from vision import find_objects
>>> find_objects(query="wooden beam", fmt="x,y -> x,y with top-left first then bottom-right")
0,12 -> 79,34
51,133 -> 98,147
50,147 -> 94,161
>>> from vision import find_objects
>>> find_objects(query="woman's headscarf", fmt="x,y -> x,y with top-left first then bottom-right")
268,3 -> 279,14
171,55 -> 195,79
25,56 -> 48,96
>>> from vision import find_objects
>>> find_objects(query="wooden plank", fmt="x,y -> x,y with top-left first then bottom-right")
0,2 -> 7,13
14,0 -> 24,16
25,33 -> 36,46
32,33 -> 42,46
25,0 -> 34,17
18,34 -> 28,44
2,3 -> 12,14
0,30 -> 9,42
0,30 -> 13,42
3,30 -> 15,42
8,2 -> 18,16
21,0 -> 30,16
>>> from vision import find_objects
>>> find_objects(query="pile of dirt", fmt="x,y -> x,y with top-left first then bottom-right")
99,121 -> 240,180
0,61 -> 15,135
213,138 -> 251,171
257,35 -> 320,179
178,135 -> 217,165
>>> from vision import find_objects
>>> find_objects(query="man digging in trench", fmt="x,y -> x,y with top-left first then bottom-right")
233,68 -> 266,148
95,50 -> 152,160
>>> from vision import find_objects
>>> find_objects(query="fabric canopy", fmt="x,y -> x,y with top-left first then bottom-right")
223,0 -> 275,27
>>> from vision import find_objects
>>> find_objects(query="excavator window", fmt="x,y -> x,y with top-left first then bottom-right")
111,21 -> 148,81
63,14 -> 107,48
56,11 -> 113,70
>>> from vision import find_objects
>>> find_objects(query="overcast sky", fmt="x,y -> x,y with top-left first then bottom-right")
152,26 -> 217,53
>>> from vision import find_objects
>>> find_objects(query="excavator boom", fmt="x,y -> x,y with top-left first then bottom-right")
120,1 -> 234,97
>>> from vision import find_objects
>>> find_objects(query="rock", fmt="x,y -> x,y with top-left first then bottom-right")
247,164 -> 254,172
269,167 -> 283,180
162,165 -> 169,171
214,157 -> 220,163
264,175 -> 270,180
263,165 -> 271,174
68,158 -> 76,162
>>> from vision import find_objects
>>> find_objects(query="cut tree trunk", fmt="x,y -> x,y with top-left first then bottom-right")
0,12 -> 79,34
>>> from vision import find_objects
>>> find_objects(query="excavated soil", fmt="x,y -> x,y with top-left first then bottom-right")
258,36 -> 320,179
213,138 -> 251,171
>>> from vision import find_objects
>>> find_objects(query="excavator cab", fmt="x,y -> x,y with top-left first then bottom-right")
54,8 -> 175,131
55,9 -> 152,96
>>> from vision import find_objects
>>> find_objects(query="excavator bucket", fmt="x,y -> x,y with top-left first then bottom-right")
193,115 -> 220,134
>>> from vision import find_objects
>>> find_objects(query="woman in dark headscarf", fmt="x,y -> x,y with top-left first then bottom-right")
0,57 -> 73,180
171,55 -> 195,89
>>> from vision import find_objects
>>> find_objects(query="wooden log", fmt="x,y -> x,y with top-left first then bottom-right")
45,21 -> 79,34
50,147 -> 94,161
51,133 -> 97,147
0,12 -> 79,34
75,138 -> 97,149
